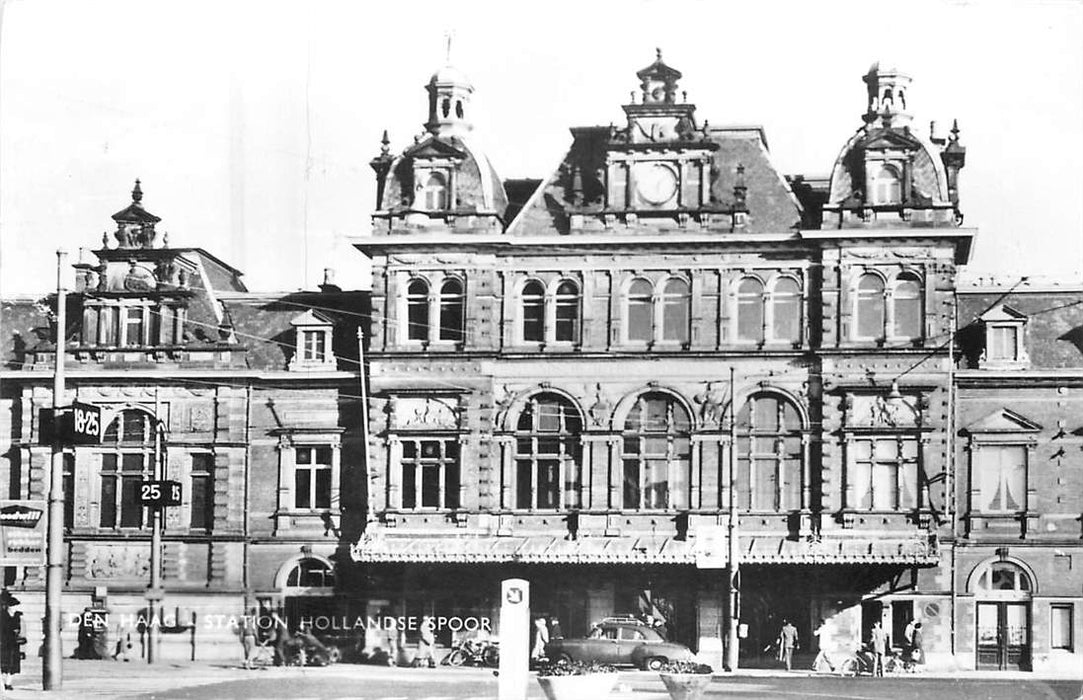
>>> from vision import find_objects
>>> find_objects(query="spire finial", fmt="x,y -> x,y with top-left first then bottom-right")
380,129 -> 390,156
656,47 -> 662,61
950,118 -> 960,141
132,179 -> 143,204
445,31 -> 453,64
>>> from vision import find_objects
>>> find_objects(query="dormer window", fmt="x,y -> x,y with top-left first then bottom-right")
289,310 -> 335,371
423,172 -> 448,210
979,304 -> 1028,368
872,164 -> 902,205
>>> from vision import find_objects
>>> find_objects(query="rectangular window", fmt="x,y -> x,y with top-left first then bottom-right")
628,299 -> 653,342
302,330 -> 327,362
100,454 -> 117,528
554,298 -> 578,343
99,306 -> 119,346
988,326 -> 1019,361
400,439 -> 459,510
977,445 -> 1027,512
1051,604 -> 1073,651
120,453 -> 146,528
294,446 -> 333,510
124,306 -> 145,347
851,437 -> 919,511
189,453 -> 214,531
63,453 -> 75,529
522,300 -> 544,342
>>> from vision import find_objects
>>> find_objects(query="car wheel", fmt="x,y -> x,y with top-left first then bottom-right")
326,647 -> 341,665
483,647 -> 500,668
839,658 -> 857,677
557,653 -> 574,665
446,649 -> 468,667
645,656 -> 666,671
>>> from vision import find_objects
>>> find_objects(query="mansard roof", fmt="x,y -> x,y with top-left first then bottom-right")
507,125 -> 802,236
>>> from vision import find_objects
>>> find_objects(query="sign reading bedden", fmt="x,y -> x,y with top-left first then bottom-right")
0,500 -> 47,566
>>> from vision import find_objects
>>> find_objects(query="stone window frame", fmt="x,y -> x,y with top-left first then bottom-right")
397,271 -> 466,349
734,391 -> 810,512
619,390 -> 693,511
732,272 -> 805,347
979,305 -> 1029,369
273,429 -> 343,532
513,275 -> 582,347
967,439 -> 1035,516
289,310 -> 335,371
511,392 -> 584,511
850,267 -> 925,343
81,299 -> 185,348
96,407 -> 158,530
620,273 -> 692,348
396,436 -> 462,511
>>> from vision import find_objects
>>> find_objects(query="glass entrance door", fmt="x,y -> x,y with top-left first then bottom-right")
977,602 -> 1030,671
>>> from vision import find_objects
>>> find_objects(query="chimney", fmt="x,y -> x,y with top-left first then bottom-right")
319,267 -> 341,293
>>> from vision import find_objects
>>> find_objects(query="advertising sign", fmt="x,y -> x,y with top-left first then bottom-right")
0,500 -> 47,566
694,524 -> 728,569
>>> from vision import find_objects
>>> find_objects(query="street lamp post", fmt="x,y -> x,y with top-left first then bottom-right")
725,365 -> 740,671
43,249 -> 68,690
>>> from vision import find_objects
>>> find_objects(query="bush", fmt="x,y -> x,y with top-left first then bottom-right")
658,660 -> 714,674
536,659 -> 618,676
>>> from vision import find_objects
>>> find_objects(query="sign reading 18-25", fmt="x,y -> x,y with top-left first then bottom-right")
70,402 -> 102,444
140,481 -> 182,508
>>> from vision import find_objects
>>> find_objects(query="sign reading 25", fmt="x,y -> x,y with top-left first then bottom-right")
140,480 -> 182,507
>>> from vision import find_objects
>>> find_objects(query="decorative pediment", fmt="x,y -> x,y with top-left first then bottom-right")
403,137 -> 466,161
289,309 -> 334,327
979,304 -> 1027,323
962,408 -> 1042,435
861,128 -> 921,152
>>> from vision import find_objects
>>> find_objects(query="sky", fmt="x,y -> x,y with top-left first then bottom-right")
0,0 -> 1081,296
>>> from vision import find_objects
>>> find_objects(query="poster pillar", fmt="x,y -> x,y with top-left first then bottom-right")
498,578 -> 529,700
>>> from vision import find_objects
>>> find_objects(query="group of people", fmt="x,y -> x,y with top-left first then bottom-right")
530,615 -> 563,661
790,616 -> 927,675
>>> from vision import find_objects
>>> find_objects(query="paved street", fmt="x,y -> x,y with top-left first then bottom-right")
1,661 -> 1080,700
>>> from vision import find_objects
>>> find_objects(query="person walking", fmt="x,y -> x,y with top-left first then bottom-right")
416,615 -> 436,668
869,620 -> 888,677
811,618 -> 834,672
910,622 -> 925,667
241,612 -> 258,669
531,616 -> 549,662
777,619 -> 799,671
0,591 -> 25,690
548,616 -> 563,641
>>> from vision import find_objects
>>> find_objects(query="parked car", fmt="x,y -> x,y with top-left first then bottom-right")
544,617 -> 694,671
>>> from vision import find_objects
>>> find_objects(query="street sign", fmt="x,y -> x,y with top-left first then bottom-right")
140,481 -> 182,508
0,500 -> 47,566
70,402 -> 102,445
694,524 -> 728,569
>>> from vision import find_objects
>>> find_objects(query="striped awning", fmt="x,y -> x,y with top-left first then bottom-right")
351,531 -> 939,566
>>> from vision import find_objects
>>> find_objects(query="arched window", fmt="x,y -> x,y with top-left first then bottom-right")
661,278 -> 690,343
737,278 -> 765,342
554,280 -> 580,343
974,562 -> 1032,594
893,274 -> 922,339
627,279 -> 654,342
285,557 -> 335,589
770,277 -> 802,343
622,393 -> 691,510
406,279 -> 430,342
515,394 -> 582,510
736,394 -> 803,511
856,274 -> 885,339
423,172 -> 448,210
872,164 -> 902,205
100,409 -> 156,529
439,278 -> 464,342
521,280 -> 545,343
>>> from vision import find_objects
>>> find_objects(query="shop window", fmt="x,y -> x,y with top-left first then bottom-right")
294,446 -> 333,510
406,279 -> 430,341
622,393 -> 691,510
189,453 -> 214,531
1051,605 -> 1073,651
893,274 -> 922,339
976,445 -> 1027,513
99,409 -> 156,529
515,393 -> 582,510
439,278 -> 464,342
626,279 -> 654,342
855,273 -> 886,340
400,438 -> 460,510
736,393 -> 804,511
770,277 -> 802,343
850,436 -> 919,511
737,277 -> 765,342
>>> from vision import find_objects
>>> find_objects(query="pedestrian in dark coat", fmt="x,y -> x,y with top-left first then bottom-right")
0,591 -> 24,690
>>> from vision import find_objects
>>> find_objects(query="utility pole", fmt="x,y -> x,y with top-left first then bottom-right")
43,249 -> 67,690
147,392 -> 163,663
725,365 -> 740,671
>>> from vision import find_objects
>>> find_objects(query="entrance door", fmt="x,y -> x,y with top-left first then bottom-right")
977,602 -> 1030,671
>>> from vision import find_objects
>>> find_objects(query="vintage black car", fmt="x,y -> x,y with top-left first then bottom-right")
544,618 -> 694,670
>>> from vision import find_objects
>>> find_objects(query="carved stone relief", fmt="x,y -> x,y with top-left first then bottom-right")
85,544 -> 151,580
392,397 -> 459,430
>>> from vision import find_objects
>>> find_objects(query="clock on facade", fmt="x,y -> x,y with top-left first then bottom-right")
635,162 -> 678,206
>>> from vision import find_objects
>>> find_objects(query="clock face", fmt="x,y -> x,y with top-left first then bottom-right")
635,163 -> 678,206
